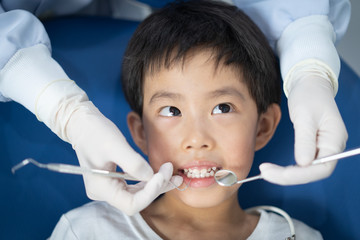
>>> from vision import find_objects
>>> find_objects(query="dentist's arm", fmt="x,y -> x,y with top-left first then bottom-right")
234,0 -> 350,185
0,8 -> 180,214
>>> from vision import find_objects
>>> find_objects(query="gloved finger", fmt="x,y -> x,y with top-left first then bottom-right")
81,173 -> 128,202
163,175 -> 184,192
127,175 -> 183,194
108,162 -> 175,215
77,143 -> 154,182
292,108 -> 347,167
126,181 -> 147,194
292,116 -> 318,167
106,146 -> 154,182
259,161 -> 337,186
316,118 -> 347,160
125,164 -> 183,194
68,107 -> 154,182
110,136 -> 154,181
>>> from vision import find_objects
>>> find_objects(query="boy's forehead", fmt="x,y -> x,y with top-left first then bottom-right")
142,51 -> 250,101
144,50 -> 244,83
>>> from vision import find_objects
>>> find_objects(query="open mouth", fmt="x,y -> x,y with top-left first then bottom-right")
179,167 -> 221,179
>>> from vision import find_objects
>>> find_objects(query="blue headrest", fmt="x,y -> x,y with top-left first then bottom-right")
0,16 -> 359,239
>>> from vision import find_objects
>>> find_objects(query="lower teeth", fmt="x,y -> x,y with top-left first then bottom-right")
183,169 -> 217,179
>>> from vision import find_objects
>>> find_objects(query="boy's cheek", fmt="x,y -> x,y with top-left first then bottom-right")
146,142 -> 174,173
145,127 -> 181,171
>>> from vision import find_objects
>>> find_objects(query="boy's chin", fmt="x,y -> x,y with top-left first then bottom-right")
169,187 -> 238,209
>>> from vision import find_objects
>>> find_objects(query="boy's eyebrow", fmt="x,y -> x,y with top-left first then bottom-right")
208,87 -> 246,101
149,91 -> 182,104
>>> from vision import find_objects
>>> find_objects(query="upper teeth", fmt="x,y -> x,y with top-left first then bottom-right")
183,167 -> 218,178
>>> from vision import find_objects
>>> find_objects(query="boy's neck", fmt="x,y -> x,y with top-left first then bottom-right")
141,193 -> 259,240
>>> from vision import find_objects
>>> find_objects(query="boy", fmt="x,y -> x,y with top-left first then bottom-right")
50,1 -> 322,239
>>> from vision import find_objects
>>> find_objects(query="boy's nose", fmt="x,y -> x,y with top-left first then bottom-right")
181,121 -> 215,151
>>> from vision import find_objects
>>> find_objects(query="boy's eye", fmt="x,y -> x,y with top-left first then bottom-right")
212,103 -> 233,114
159,106 -> 182,117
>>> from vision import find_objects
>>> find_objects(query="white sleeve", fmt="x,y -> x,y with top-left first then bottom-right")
233,0 -> 351,96
0,9 -> 52,101
0,7 -> 88,141
233,0 -> 350,50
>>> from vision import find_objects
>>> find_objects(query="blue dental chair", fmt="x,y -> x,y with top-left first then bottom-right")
1,14 -> 359,240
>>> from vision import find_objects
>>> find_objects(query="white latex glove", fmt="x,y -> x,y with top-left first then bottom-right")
66,101 -> 183,215
0,45 -> 182,215
260,74 -> 348,185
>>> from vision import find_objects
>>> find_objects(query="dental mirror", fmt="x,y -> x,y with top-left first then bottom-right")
215,147 -> 360,187
215,170 -> 262,186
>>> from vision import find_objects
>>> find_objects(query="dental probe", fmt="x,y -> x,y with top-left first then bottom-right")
215,147 -> 360,187
11,158 -> 191,191
11,158 -> 139,180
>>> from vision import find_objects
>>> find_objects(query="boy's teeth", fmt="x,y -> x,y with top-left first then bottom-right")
183,167 -> 218,178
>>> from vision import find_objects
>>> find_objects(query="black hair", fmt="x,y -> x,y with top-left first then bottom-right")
122,0 -> 280,116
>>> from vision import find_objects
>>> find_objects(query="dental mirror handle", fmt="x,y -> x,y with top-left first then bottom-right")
237,147 -> 360,184
236,174 -> 263,184
311,147 -> 360,165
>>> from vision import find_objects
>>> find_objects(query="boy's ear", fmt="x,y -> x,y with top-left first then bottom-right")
255,104 -> 281,151
127,112 -> 148,155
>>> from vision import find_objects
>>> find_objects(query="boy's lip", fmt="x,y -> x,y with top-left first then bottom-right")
178,160 -> 221,170
176,160 -> 222,188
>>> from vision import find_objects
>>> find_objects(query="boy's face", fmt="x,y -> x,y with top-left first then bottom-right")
128,50 -> 280,208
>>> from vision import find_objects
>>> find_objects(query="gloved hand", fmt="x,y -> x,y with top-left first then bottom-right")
0,45 -> 182,215
260,74 -> 348,185
65,101 -> 183,215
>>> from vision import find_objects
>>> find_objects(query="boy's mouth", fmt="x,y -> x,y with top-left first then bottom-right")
179,167 -> 220,179
176,161 -> 222,188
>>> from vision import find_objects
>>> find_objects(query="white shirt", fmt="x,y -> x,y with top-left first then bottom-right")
50,201 -> 323,240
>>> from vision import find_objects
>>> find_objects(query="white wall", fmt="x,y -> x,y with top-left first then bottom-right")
337,0 -> 360,76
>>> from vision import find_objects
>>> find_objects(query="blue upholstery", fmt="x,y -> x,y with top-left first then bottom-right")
0,16 -> 359,239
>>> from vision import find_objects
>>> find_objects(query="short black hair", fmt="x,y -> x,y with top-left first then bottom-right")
122,0 -> 280,116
